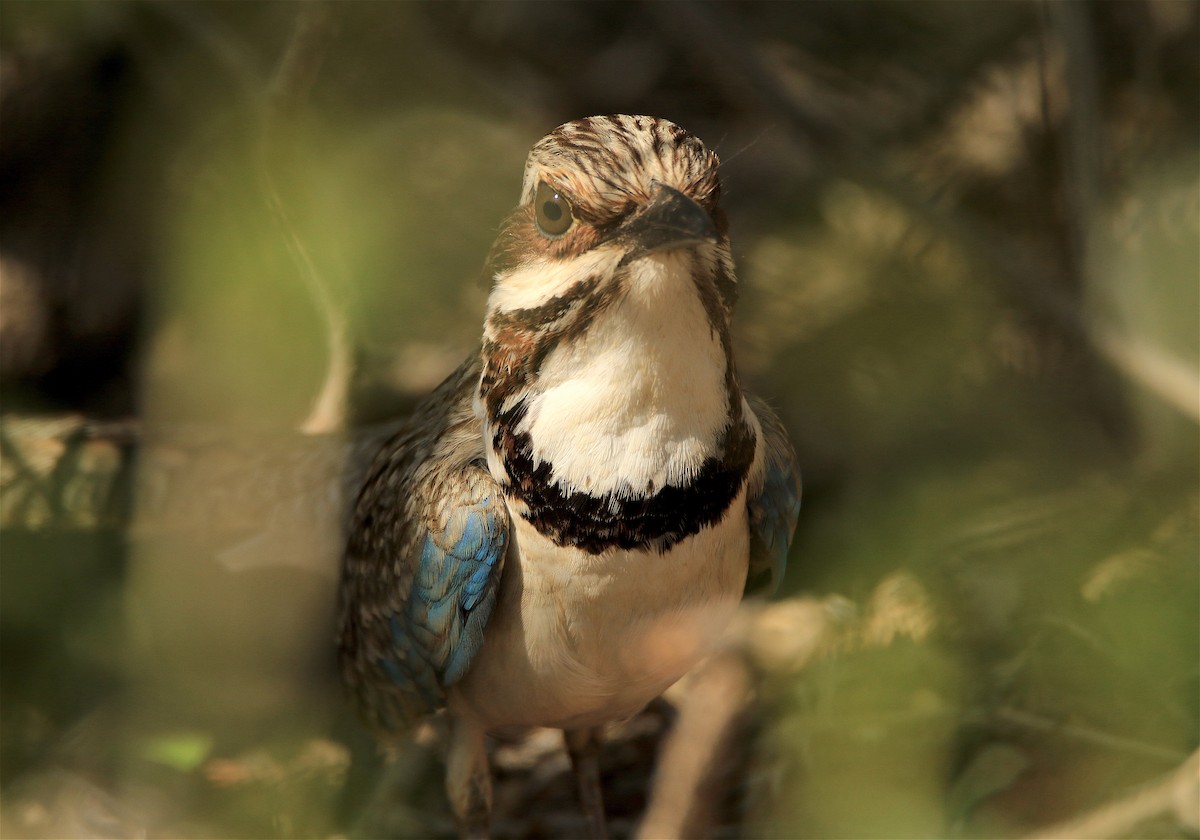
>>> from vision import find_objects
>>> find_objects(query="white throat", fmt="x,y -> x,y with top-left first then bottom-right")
509,252 -> 730,497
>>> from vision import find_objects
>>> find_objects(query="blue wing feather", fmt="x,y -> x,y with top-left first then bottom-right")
746,395 -> 802,596
339,358 -> 508,729
396,487 -> 508,694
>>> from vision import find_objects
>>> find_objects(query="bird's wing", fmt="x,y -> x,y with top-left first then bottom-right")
337,356 -> 509,731
745,394 -> 802,596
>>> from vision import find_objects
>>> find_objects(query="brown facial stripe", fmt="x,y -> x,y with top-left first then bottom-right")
712,254 -> 737,311
483,252 -> 741,441
687,268 -> 741,414
493,399 -> 756,554
487,275 -> 602,336
480,274 -> 623,417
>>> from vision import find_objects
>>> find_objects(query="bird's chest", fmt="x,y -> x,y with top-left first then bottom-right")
457,257 -> 753,729
450,489 -> 750,731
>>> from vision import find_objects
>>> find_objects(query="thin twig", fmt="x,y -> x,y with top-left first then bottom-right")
993,706 -> 1188,764
256,1 -> 349,435
268,1 -> 339,117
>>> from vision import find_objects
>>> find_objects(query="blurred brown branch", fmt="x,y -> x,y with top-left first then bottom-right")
1025,748 -> 1199,840
0,413 -> 396,538
638,652 -> 752,840
0,415 -> 135,530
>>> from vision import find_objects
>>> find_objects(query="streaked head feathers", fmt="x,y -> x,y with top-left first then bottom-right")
521,115 -> 723,219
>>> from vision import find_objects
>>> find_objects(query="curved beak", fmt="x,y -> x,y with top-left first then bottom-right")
615,183 -> 718,263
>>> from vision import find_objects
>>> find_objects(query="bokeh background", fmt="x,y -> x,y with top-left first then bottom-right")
1,2 -> 1197,838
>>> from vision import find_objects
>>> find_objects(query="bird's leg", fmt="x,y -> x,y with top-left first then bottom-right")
564,726 -> 608,840
446,716 -> 491,840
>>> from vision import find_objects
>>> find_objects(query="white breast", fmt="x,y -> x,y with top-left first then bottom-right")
515,252 -> 729,497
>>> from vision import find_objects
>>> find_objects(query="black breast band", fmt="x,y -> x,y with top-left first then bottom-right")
493,401 -> 755,554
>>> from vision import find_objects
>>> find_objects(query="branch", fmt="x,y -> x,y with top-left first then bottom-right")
1025,748 -> 1199,840
637,652 -> 752,839
256,1 -> 349,435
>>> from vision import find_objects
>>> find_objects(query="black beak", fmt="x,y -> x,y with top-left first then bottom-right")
615,182 -> 718,262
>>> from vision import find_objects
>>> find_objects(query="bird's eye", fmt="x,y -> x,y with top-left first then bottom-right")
534,181 -> 574,238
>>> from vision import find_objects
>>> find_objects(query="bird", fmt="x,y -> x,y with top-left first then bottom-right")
336,114 -> 801,839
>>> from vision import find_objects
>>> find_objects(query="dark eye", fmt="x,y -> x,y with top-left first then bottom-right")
534,181 -> 574,238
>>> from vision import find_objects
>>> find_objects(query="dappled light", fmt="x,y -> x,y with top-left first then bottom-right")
2,2 -> 1196,838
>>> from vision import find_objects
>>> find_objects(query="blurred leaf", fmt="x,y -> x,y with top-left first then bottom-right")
139,731 -> 213,773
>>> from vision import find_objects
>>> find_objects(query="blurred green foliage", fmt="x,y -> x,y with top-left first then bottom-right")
1,1 -> 1196,838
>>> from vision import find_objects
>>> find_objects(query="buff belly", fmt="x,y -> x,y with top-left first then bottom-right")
449,488 -> 750,731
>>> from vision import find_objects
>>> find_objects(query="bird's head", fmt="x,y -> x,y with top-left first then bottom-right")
484,115 -> 737,323
478,117 -> 747,491
477,117 -> 756,549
